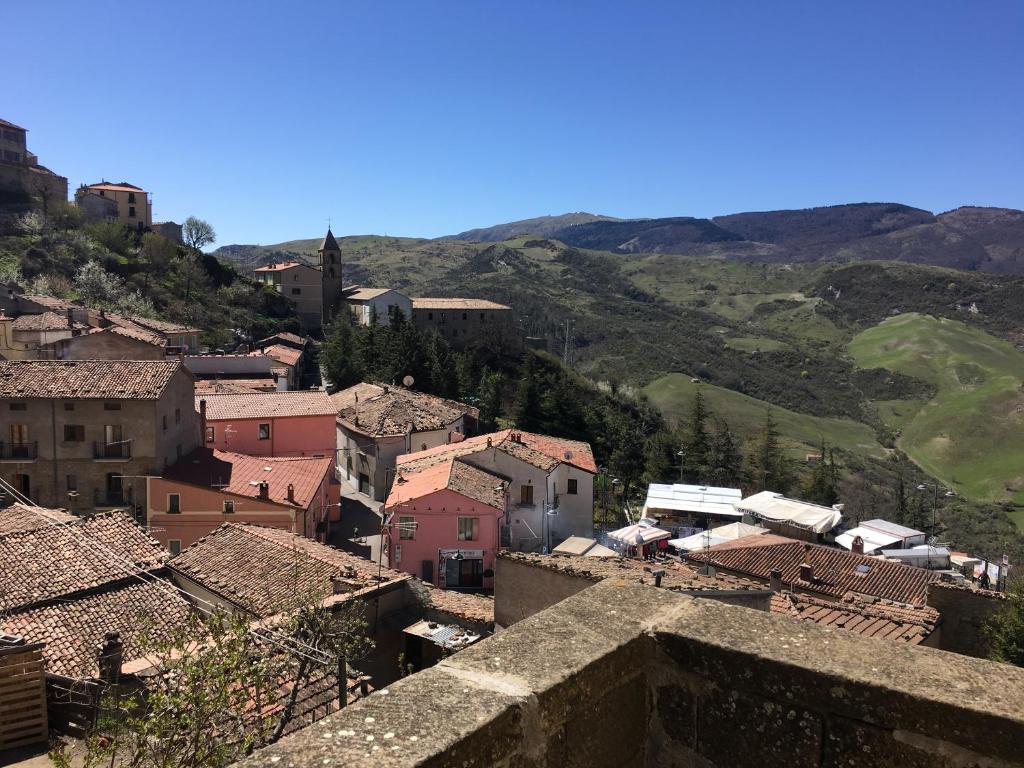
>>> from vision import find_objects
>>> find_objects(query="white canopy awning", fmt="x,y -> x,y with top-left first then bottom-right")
669,522 -> 770,552
642,483 -> 743,518
735,491 -> 842,534
608,524 -> 672,546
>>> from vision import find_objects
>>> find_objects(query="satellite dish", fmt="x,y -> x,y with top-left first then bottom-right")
402,375 -> 414,387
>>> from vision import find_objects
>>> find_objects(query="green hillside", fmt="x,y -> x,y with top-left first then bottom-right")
849,313 -> 1024,503
643,373 -> 889,461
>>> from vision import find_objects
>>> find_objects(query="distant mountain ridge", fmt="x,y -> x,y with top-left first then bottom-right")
446,203 -> 1024,274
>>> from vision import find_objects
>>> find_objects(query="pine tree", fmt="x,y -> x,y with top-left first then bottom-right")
643,430 -> 679,486
708,418 -> 744,487
477,367 -> 504,432
681,388 -> 711,482
895,474 -> 909,524
512,354 -> 544,431
752,409 -> 793,494
320,318 -> 362,391
426,333 -> 457,399
802,439 -> 838,506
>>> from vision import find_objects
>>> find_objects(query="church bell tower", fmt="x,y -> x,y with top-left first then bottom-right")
318,227 -> 343,326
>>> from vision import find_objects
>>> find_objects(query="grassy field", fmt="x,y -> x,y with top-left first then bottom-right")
643,372 -> 889,461
849,313 -> 1024,504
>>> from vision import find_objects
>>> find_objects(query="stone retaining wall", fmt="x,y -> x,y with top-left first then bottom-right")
242,580 -> 1024,768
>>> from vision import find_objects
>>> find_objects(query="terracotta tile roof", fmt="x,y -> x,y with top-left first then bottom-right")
107,322 -> 166,347
163,449 -> 332,509
411,298 -> 510,310
699,536 -> 940,606
0,360 -> 184,399
257,344 -> 303,367
2,579 -> 192,679
389,458 -> 506,510
412,581 -> 494,626
346,288 -> 397,301
257,331 -> 307,348
770,591 -> 940,645
10,311 -> 75,331
168,523 -> 407,617
0,511 -> 167,612
0,503 -> 76,535
198,391 -> 336,420
398,429 -> 597,474
254,262 -> 307,272
332,383 -> 478,437
497,551 -> 765,593
82,182 -> 144,192
20,294 -> 78,311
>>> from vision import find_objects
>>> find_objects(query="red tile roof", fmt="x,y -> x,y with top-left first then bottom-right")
389,458 -> 506,511
257,344 -> 303,367
169,523 -> 407,617
410,580 -> 495,626
699,536 -> 940,606
332,383 -> 478,437
163,449 -> 332,509
0,511 -> 167,612
198,391 -> 336,420
2,579 -> 192,678
770,591 -> 940,645
0,360 -> 184,399
0,503 -> 76,535
398,429 -> 597,474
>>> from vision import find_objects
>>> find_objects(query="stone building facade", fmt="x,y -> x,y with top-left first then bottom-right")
0,360 -> 200,514
410,298 -> 520,351
0,118 -> 68,219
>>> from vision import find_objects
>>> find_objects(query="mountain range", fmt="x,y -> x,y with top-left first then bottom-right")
447,203 -> 1024,274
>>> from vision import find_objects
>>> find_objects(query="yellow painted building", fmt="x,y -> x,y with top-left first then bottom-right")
75,181 -> 152,230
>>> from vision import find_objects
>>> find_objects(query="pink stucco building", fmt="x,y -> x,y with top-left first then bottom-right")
197,391 -> 337,458
147,447 -> 337,554
385,458 -> 507,591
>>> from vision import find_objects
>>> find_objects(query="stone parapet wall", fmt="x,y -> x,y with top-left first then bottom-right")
241,580 -> 1024,768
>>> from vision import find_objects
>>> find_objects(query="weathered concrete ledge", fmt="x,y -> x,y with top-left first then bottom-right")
241,579 -> 1024,767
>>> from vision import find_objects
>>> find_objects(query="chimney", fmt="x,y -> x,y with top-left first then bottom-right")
199,399 -> 207,442
258,481 -> 270,500
486,436 -> 493,448
769,568 -> 783,592
97,631 -> 123,686
276,372 -> 288,392
799,563 -> 814,583
330,575 -> 360,594
286,483 -> 295,503
851,535 -> 865,555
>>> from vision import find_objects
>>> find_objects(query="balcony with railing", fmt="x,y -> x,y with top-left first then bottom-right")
0,441 -> 38,461
93,441 -> 131,460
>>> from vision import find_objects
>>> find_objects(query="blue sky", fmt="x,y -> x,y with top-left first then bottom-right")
8,1 -> 1023,246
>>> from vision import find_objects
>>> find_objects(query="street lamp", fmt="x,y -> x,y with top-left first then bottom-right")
677,449 -> 686,483
916,483 -> 956,567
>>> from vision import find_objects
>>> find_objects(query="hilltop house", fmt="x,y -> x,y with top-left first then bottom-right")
147,448 -> 336,553
392,429 -> 597,554
74,181 -> 152,230
342,287 -> 412,326
0,360 -> 200,513
199,391 -> 337,458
